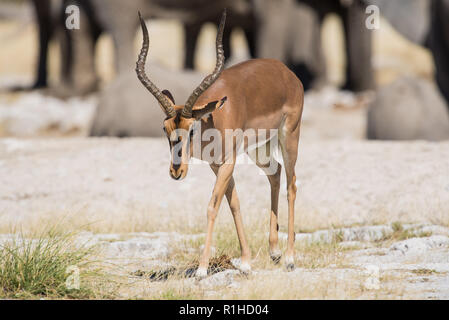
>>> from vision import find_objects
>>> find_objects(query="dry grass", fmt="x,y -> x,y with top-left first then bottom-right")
0,208 -> 207,235
0,217 -> 433,300
410,269 -> 441,276
112,262 -> 412,300
119,270 -> 409,300
0,227 -> 111,299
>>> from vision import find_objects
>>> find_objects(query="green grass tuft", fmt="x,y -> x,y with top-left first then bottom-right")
0,228 -> 100,299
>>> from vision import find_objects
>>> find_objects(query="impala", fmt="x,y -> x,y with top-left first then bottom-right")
136,10 -> 304,278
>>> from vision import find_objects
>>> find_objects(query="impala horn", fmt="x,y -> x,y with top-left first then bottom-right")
136,12 -> 176,118
182,9 -> 227,118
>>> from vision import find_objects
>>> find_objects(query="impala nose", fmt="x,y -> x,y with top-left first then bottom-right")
170,167 -> 184,180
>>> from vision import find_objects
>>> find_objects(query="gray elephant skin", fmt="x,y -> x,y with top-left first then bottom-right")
367,76 -> 449,141
19,0 -> 254,97
90,64 -> 205,137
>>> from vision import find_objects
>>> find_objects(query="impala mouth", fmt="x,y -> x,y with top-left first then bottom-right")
169,167 -> 187,181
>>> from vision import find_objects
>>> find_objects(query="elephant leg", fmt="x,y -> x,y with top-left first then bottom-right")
222,23 -> 232,62
31,0 -> 52,89
430,0 -> 449,106
342,0 -> 374,91
255,0 -> 293,62
184,21 -> 231,69
183,23 -> 202,70
112,27 -> 137,75
243,26 -> 257,58
54,0 -> 99,97
308,14 -> 327,89
70,0 -> 101,95
287,2 -> 327,90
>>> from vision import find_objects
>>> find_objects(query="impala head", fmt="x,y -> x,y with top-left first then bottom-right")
136,10 -> 227,180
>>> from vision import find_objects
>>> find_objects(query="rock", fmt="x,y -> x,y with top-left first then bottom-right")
402,224 -> 449,237
292,225 -> 394,244
338,241 -> 372,249
390,235 -> 449,254
89,63 -> 205,137
367,76 -> 449,141
103,237 -> 170,259
198,270 -> 240,289
96,232 -> 205,261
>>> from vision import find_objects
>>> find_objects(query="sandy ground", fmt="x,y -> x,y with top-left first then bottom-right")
1,138 -> 448,233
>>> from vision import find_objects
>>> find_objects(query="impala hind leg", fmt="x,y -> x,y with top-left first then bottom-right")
279,120 -> 300,271
196,163 -> 235,279
211,165 -> 251,274
247,142 -> 282,264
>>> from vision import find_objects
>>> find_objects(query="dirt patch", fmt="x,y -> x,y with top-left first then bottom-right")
132,255 -> 235,281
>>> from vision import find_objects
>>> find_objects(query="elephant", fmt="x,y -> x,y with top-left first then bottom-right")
303,0 -> 374,92
89,0 -> 376,137
254,0 -> 316,90
283,0 -> 449,104
5,0 -> 101,96
367,76 -> 449,141
366,0 -> 449,141
254,0 -> 374,92
366,0 -> 431,46
88,0 -> 256,72
364,0 -> 449,108
21,0 -> 376,96
17,0 -> 378,95
56,0 -> 102,97
252,0 -> 325,90
86,0 -> 259,137
14,0 -> 255,97
256,0 -> 448,96
5,0 -> 58,91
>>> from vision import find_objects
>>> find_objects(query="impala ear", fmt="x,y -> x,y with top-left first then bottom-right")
162,89 -> 175,104
192,96 -> 227,120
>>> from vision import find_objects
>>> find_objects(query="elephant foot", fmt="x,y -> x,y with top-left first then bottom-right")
6,81 -> 47,93
45,81 -> 99,99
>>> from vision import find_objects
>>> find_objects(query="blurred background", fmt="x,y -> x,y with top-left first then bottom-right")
0,0 -> 448,141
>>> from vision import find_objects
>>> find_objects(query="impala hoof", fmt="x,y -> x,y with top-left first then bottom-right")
195,267 -> 208,280
285,256 -> 295,271
270,250 -> 282,264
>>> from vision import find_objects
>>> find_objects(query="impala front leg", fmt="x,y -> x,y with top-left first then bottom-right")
210,165 -> 251,274
196,163 -> 235,279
